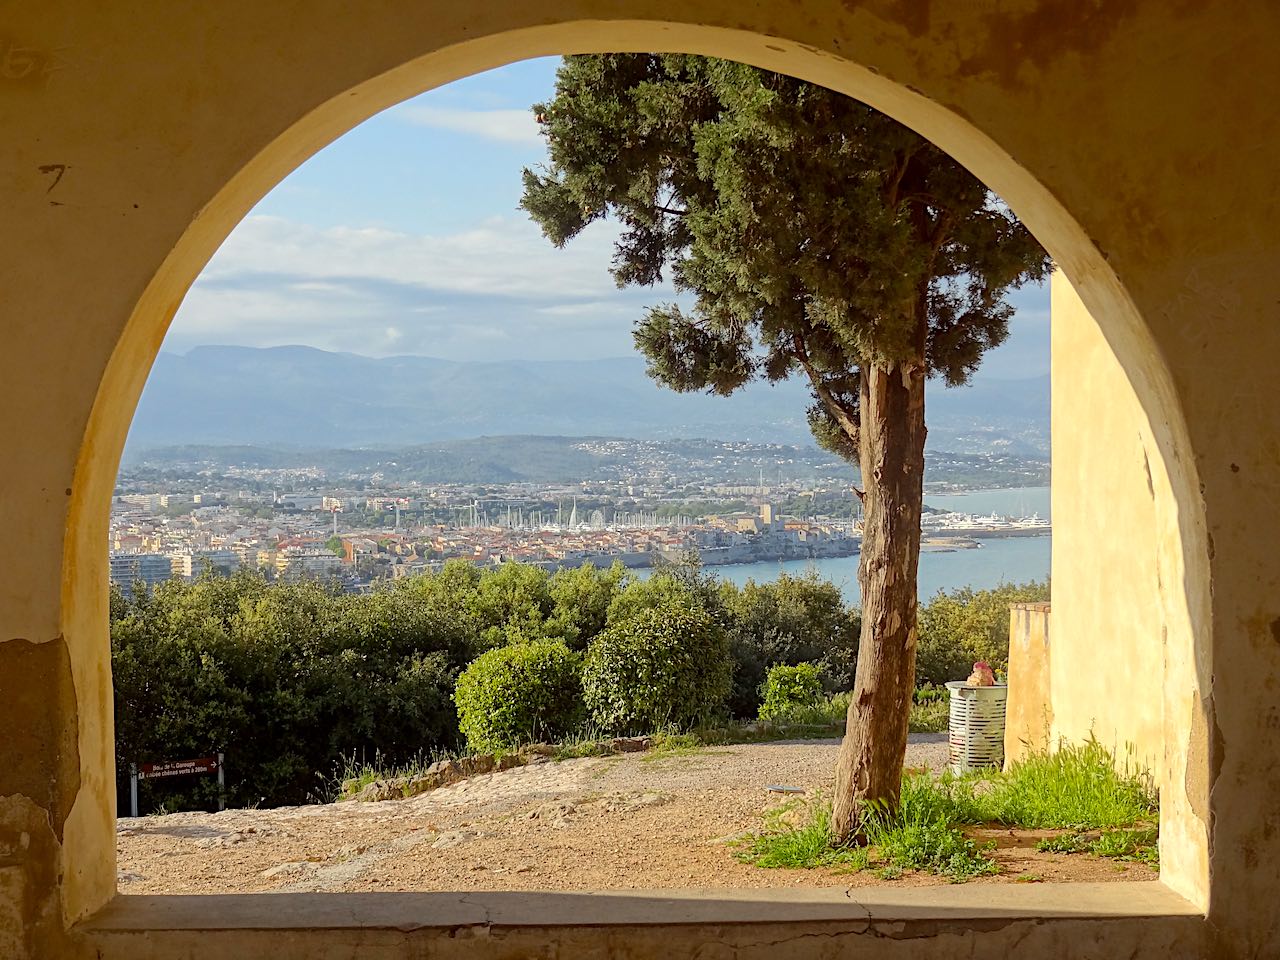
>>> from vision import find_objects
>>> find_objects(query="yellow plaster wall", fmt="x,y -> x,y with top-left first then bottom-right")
7,0 -> 1280,955
1049,273 -> 1209,902
1050,274 -> 1165,771
1005,602 -> 1052,765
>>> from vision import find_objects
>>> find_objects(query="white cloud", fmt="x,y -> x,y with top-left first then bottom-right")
168,213 -> 674,360
396,105 -> 541,146
196,214 -> 625,301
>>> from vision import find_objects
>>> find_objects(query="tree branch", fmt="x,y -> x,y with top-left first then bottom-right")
792,332 -> 861,448
885,146 -> 919,208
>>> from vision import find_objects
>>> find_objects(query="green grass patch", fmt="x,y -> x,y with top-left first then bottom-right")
1036,826 -> 1159,867
861,780 -> 1000,882
734,801 -> 870,871
736,784 -> 999,883
747,688 -> 949,735
977,737 -> 1157,829
641,731 -> 717,762
549,727 -> 620,760
734,739 -> 1157,883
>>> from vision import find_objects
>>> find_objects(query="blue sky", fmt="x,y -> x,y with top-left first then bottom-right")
167,57 -> 1050,378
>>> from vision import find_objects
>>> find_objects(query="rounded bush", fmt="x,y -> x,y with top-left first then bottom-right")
453,640 -> 584,752
583,605 -> 732,733
758,662 -> 824,722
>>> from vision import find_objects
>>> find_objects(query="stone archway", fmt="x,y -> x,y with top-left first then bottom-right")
9,3 -> 1275,956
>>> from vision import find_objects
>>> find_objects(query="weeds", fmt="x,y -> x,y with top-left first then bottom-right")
641,731 -> 716,762
550,726 -> 619,760
909,686 -> 949,733
737,784 -> 998,883
736,740 -> 1158,883
324,749 -> 452,801
1036,832 -> 1090,854
861,780 -> 999,882
1090,827 -> 1159,865
978,737 -> 1157,829
734,801 -> 870,871
1036,826 -> 1159,866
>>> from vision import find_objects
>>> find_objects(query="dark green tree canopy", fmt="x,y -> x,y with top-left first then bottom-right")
522,54 -> 1050,458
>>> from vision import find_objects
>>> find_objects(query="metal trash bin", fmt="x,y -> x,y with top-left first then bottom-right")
946,681 -> 1008,775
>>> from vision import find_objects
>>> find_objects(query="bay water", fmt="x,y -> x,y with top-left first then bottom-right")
645,486 -> 1051,604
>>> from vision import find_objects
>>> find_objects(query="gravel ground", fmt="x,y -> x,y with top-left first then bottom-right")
116,734 -> 1153,893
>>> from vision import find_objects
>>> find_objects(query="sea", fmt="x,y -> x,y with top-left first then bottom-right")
641,485 -> 1050,604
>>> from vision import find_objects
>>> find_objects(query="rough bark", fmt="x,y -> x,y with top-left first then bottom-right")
830,356 -> 927,842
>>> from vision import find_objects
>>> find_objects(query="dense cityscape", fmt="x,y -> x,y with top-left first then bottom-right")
109,443 -> 1050,592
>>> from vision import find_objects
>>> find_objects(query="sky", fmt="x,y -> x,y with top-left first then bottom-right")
166,57 -> 1050,379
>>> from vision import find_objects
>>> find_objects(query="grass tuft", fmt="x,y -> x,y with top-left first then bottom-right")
324,750 -> 453,801
734,801 -> 870,871
735,739 -> 1157,883
977,737 -> 1157,829
861,780 -> 1000,882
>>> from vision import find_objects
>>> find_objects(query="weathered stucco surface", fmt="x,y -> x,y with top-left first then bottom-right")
1004,602 -> 1052,764
1050,273 -> 1166,771
78,887 -> 1206,960
1,0 -> 1276,956
1047,274 -> 1209,904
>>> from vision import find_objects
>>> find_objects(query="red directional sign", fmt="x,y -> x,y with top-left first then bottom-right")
137,756 -> 219,780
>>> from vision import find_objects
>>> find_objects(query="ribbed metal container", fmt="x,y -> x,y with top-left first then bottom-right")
945,681 -> 1008,775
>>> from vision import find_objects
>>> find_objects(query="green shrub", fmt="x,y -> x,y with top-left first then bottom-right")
545,561 -> 631,649
583,604 -> 732,733
453,640 -> 584,752
915,580 -> 1049,685
111,572 -> 466,812
719,571 -> 858,717
758,663 -> 825,722
909,685 -> 949,733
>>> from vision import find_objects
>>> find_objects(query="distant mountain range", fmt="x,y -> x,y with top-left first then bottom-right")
124,345 -> 1049,455
126,436 -> 1049,488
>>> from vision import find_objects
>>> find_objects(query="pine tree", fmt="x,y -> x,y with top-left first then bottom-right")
521,54 -> 1049,838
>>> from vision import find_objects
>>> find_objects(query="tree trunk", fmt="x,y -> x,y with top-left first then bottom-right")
830,358 -> 927,842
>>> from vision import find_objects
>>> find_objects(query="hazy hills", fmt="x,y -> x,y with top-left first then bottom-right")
125,345 -> 1049,455
127,436 -> 1049,488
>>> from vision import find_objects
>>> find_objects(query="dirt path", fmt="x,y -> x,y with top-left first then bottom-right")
116,735 -> 1154,892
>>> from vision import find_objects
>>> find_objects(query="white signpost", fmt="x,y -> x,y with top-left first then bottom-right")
128,753 -> 225,817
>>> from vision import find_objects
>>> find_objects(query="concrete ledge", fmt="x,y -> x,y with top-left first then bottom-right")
77,883 -> 1207,959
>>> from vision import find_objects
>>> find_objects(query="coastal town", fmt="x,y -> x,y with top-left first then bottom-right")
108,470 -> 1050,592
